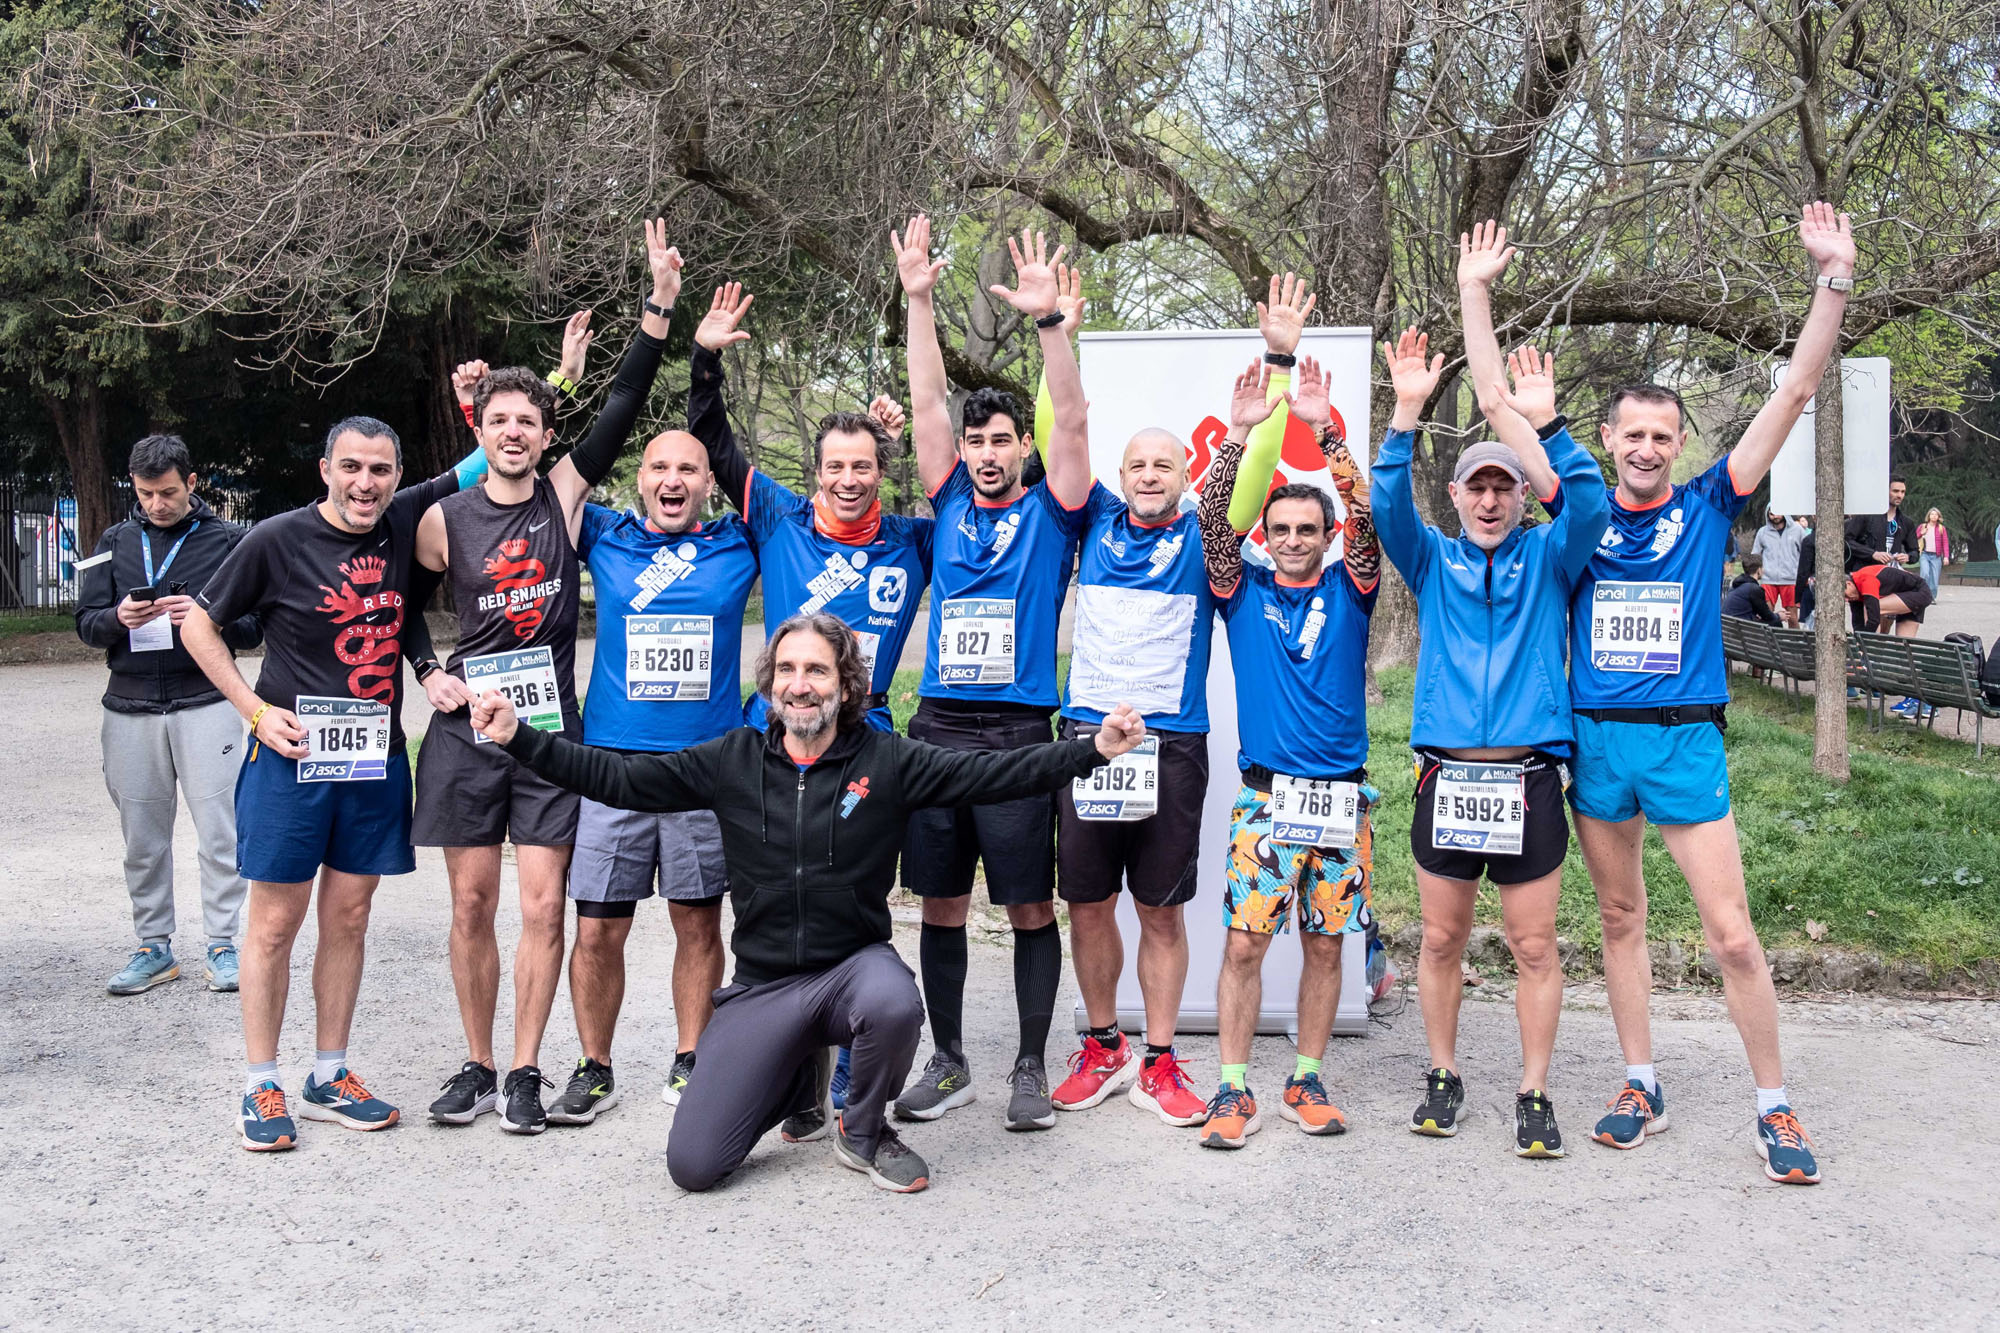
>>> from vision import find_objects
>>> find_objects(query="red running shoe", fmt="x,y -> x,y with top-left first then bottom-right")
1129,1050 -> 1210,1127
1052,1033 -> 1137,1111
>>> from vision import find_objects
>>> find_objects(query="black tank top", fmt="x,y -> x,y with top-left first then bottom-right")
440,476 -> 581,717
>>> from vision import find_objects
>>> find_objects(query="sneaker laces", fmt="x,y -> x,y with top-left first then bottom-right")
1065,1037 -> 1114,1075
562,1061 -> 600,1096
249,1085 -> 288,1121
1606,1084 -> 1652,1118
1519,1091 -> 1556,1128
439,1063 -> 489,1094
1147,1050 -> 1195,1094
1009,1057 -> 1048,1097
1207,1085 -> 1252,1119
1288,1073 -> 1331,1104
330,1071 -> 375,1102
1762,1110 -> 1812,1150
506,1068 -> 553,1095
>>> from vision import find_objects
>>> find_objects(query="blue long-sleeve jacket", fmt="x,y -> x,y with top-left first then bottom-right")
1371,423 -> 1608,755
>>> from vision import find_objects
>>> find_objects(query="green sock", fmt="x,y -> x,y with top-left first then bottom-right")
1219,1063 -> 1249,1091
1294,1053 -> 1322,1081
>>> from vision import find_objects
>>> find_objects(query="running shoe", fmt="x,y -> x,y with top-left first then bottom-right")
498,1066 -> 551,1135
1279,1073 -> 1347,1136
1411,1067 -> 1465,1137
428,1061 -> 498,1125
782,1046 -> 836,1144
1052,1033 -> 1137,1111
546,1058 -> 618,1126
830,1046 -> 852,1112
205,944 -> 239,992
298,1068 -> 400,1131
1756,1106 -> 1822,1184
1593,1077 -> 1668,1149
107,943 -> 178,996
240,1080 -> 296,1152
1891,697 -> 1918,718
659,1051 -> 696,1107
1129,1050 -> 1209,1127
1199,1085 -> 1260,1149
1004,1055 -> 1056,1131
1515,1090 -> 1565,1158
893,1050 -> 976,1122
833,1117 -> 930,1193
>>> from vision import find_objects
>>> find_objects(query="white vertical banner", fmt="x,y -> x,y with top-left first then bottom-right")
1074,328 -> 1375,1036
1768,356 -> 1892,516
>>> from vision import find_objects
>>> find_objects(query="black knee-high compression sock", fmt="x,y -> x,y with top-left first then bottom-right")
1014,921 -> 1062,1064
920,923 -> 968,1062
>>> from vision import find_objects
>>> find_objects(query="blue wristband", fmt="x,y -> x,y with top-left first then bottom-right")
452,447 -> 488,489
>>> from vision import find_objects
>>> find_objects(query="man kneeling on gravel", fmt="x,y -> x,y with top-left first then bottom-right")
470,611 -> 1148,1193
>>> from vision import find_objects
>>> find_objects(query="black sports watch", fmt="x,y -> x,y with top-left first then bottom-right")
644,297 -> 674,319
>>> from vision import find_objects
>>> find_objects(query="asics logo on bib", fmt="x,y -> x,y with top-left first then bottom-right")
867,565 -> 908,614
802,551 -> 866,614
629,542 -> 699,610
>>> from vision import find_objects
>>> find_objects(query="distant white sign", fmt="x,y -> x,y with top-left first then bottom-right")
1768,357 -> 1891,516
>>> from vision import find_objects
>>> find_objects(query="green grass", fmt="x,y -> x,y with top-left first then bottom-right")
0,609 -> 73,639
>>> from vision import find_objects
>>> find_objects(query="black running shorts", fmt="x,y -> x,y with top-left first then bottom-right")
412,708 -> 581,848
1056,720 -> 1207,907
1409,754 -> 1569,886
901,703 -> 1055,906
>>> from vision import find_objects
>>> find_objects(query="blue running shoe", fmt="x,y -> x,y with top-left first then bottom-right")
1593,1078 -> 1668,1149
240,1080 -> 297,1152
107,942 -> 178,996
1757,1106 -> 1822,1184
299,1068 -> 401,1131
205,944 -> 239,992
831,1046 -> 852,1112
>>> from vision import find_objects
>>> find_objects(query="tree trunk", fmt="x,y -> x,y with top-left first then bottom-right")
1810,359 -> 1849,781
41,380 -> 117,553
420,301 -> 480,483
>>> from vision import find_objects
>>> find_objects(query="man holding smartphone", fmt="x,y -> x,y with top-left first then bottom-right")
74,435 -> 264,995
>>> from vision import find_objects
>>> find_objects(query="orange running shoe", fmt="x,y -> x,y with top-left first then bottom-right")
1129,1050 -> 1209,1126
1052,1033 -> 1137,1111
1279,1073 -> 1347,1135
1198,1085 -> 1260,1149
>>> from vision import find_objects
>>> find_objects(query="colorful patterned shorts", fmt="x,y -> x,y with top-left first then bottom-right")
1223,783 -> 1377,937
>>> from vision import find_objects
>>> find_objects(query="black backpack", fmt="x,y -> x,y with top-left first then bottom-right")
1944,633 -> 2000,705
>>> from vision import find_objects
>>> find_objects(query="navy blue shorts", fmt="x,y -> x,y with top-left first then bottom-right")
234,740 -> 416,884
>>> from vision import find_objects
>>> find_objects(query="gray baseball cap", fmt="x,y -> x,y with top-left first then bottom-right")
1453,440 -> 1526,485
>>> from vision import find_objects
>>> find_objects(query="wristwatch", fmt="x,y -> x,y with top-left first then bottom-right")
644,297 -> 674,319
1034,310 -> 1067,330
1815,274 -> 1855,293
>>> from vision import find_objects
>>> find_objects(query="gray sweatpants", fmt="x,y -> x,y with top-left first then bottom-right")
100,701 -> 247,947
667,943 -> 923,1192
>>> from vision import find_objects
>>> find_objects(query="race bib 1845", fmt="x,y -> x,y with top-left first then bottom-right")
296,696 -> 390,783
1589,581 -> 1683,674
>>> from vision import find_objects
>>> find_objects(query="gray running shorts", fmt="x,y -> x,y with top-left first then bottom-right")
568,797 -> 729,904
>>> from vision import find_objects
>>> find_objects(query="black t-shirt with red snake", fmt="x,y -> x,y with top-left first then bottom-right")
198,472 -> 459,745
438,475 -> 581,720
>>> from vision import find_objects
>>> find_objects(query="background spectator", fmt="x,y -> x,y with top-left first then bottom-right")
1751,509 -> 1806,626
1917,508 -> 1950,596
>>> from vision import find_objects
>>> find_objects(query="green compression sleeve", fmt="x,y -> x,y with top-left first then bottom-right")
1227,371 -> 1290,532
1034,368 -> 1054,469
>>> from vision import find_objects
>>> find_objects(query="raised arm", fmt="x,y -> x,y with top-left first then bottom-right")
1505,346 -> 1610,583
892,215 -> 956,493
1227,273 -> 1313,532
485,693 -> 719,812
987,228 -> 1088,506
1458,223 -> 1560,500
1030,261 -> 1086,471
687,282 -> 757,512
1291,355 -> 1378,593
899,704 -> 1144,809
1200,360 -> 1283,598
1370,328 -> 1446,583
1727,203 -> 1856,491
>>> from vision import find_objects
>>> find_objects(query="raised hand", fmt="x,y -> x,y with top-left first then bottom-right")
1094,703 -> 1148,758
868,394 -> 907,438
451,358 -> 491,409
1382,328 -> 1445,411
1229,359 -> 1280,431
1256,272 -> 1316,356
695,283 -> 755,352
987,226 -> 1066,319
1799,201 -> 1855,278
470,690 -> 519,746
558,310 -> 594,385
1501,344 -> 1558,428
1055,261 -> 1086,337
891,214 -> 948,298
1457,220 -> 1516,290
645,217 -> 684,307
1292,353 -> 1334,429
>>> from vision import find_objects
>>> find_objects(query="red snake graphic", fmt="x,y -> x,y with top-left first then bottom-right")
484,538 -> 549,641
315,583 -> 403,701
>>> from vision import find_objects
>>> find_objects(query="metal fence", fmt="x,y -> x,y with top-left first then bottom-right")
0,480 -> 80,612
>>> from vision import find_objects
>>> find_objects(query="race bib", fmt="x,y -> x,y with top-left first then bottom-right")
1429,760 -> 1525,856
937,598 -> 1015,686
1589,581 -> 1682,673
296,696 -> 390,783
128,615 -> 173,654
463,646 -> 562,744
626,615 -> 712,701
853,630 -> 882,685
1267,774 -> 1361,848
1071,736 -> 1159,822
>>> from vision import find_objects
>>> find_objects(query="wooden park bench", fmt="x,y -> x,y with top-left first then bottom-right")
1720,618 -> 1813,696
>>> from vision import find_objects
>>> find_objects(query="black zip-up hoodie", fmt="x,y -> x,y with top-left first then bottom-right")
73,496 -> 264,714
505,719 -> 1109,985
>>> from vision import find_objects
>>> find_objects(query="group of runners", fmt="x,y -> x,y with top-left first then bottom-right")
86,202 -> 1856,1194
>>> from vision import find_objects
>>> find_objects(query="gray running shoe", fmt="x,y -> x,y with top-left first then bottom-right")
781,1046 -> 836,1143
1004,1054 -> 1056,1131
546,1058 -> 618,1126
833,1119 -> 930,1193
893,1050 -> 976,1122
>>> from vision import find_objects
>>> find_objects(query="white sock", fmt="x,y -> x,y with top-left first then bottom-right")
1625,1063 -> 1658,1094
1756,1085 -> 1789,1116
313,1050 -> 348,1084
245,1061 -> 280,1094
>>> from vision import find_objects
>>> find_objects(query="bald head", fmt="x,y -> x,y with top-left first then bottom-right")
1120,427 -> 1188,522
639,430 -> 714,534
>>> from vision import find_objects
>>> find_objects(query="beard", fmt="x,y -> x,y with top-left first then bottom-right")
969,460 -> 1023,500
778,691 -> 840,742
489,449 -> 537,480
330,491 -> 384,531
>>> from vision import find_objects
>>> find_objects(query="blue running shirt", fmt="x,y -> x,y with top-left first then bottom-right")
920,461 -> 1089,706
1571,455 -> 1751,708
1218,563 -> 1375,778
742,472 -> 933,732
576,505 -> 759,751
1061,483 -> 1213,732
